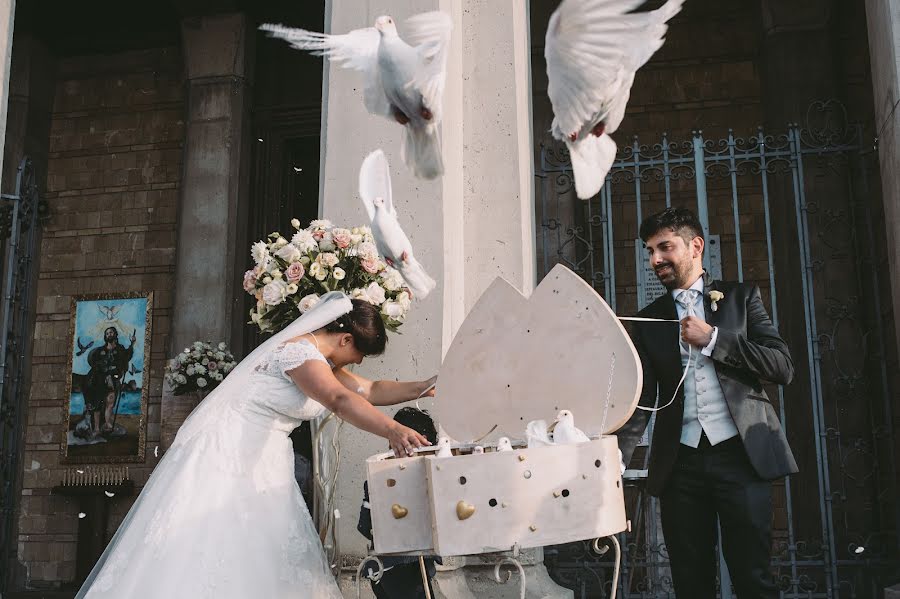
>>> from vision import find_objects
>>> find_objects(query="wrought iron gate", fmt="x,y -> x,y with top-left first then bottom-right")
0,157 -> 43,590
537,101 -> 899,598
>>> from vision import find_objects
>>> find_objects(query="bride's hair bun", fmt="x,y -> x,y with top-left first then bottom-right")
325,300 -> 387,356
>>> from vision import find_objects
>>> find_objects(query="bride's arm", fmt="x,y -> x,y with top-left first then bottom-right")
332,368 -> 436,406
287,360 -> 429,456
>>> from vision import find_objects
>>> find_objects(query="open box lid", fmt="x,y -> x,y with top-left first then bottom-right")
432,264 -> 643,444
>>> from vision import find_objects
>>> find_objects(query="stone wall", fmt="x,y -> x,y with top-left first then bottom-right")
14,46 -> 183,589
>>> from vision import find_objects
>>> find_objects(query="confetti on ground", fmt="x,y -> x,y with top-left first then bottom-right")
78,513 -> 86,519
105,491 -> 115,498
854,546 -> 865,554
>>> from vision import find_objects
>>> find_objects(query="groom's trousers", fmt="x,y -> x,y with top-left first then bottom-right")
659,434 -> 778,599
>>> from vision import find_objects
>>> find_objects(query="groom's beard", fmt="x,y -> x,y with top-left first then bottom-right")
654,258 -> 693,290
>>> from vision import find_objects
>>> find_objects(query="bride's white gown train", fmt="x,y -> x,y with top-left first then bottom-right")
76,340 -> 344,598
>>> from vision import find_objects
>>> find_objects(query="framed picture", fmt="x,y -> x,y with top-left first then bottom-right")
61,292 -> 153,463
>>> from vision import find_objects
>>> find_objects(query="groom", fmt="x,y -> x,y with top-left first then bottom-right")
616,207 -> 797,599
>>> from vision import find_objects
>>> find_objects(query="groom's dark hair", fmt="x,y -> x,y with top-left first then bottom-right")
394,407 -> 438,445
639,207 -> 704,247
326,299 -> 387,356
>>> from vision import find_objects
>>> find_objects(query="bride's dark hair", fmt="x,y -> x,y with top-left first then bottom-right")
324,299 -> 387,356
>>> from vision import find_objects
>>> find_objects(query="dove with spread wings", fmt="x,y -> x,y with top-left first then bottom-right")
545,0 -> 683,199
260,12 -> 452,180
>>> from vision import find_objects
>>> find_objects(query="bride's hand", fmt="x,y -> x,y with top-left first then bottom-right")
388,422 -> 430,457
419,375 -> 437,399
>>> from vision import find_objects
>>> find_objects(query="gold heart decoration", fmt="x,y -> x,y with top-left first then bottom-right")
391,504 -> 408,519
456,500 -> 476,520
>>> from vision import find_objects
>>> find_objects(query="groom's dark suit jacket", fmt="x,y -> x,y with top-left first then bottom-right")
616,276 -> 799,497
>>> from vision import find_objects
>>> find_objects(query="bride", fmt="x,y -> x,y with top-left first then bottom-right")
76,291 -> 434,598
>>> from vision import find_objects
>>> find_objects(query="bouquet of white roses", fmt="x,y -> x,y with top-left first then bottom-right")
244,219 -> 412,335
165,341 -> 238,395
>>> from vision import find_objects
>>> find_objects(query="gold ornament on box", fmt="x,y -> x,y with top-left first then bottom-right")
391,504 -> 408,519
456,500 -> 476,520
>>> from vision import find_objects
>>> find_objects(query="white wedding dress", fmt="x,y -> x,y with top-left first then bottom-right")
77,340 -> 344,598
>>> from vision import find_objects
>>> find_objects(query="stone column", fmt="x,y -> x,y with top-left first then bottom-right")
321,1 -> 567,596
0,0 -> 16,191
162,13 -> 252,448
865,0 -> 900,361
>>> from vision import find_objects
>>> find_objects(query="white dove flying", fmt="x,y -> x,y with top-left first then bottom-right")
260,12 -> 452,179
550,410 -> 591,445
545,0 -> 684,199
496,437 -> 514,452
435,436 -> 453,458
359,149 -> 437,299
525,419 -> 555,448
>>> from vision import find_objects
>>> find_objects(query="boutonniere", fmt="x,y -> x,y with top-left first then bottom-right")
708,290 -> 724,312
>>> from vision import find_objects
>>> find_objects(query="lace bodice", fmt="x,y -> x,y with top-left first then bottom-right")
238,340 -> 330,431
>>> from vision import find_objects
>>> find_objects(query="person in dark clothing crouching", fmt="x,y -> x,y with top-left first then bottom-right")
358,407 -> 441,598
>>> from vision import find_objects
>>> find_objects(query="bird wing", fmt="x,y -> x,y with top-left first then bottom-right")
358,149 -> 395,222
405,11 -> 452,121
545,0 -> 683,139
259,23 -> 392,118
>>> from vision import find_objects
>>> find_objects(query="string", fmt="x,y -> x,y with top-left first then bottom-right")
616,314 -> 693,413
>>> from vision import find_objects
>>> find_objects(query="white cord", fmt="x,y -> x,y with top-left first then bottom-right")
617,316 -> 693,413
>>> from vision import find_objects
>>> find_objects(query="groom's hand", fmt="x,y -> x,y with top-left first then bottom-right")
681,316 -> 714,348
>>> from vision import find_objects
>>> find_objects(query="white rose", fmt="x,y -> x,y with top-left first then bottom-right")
262,280 -> 289,306
251,241 -> 270,266
217,341 -> 227,350
186,365 -> 195,376
309,262 -> 327,281
350,233 -> 363,245
251,312 -> 262,323
397,291 -> 412,310
298,293 -> 320,313
270,269 -> 283,280
291,218 -> 301,229
317,252 -> 339,268
275,243 -> 303,263
291,230 -> 318,253
286,283 -> 299,295
380,267 -> 405,291
356,241 -> 379,261
175,374 -> 187,384
310,219 -> 333,229
194,364 -> 207,375
318,232 -> 336,252
381,300 -> 406,320
262,276 -> 272,284
273,237 -> 289,249
196,377 -> 208,388
350,288 -> 370,302
365,282 -> 386,305
333,267 -> 346,281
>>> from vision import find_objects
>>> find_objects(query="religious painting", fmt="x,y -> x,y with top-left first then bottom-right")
62,292 -> 152,463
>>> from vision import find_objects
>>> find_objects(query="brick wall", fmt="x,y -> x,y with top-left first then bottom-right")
16,46 -> 183,589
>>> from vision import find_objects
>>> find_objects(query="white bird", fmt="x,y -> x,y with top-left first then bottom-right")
435,436 -> 453,458
472,445 -> 484,455
260,12 -> 452,180
545,0 -> 684,199
525,419 -> 555,448
359,149 -> 437,299
550,410 -> 590,445
496,437 -> 514,452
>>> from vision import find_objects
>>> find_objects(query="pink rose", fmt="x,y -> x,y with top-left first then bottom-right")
243,270 -> 257,293
332,228 -> 352,249
361,258 -> 381,274
285,262 -> 305,282
207,361 -> 218,371
312,230 -> 325,241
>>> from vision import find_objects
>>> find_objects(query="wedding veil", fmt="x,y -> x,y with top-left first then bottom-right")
171,291 -> 353,447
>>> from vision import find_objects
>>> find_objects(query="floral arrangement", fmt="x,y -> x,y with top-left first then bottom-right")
243,219 -> 412,335
165,341 -> 238,395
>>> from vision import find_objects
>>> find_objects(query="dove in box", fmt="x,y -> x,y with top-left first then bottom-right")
366,264 -> 643,556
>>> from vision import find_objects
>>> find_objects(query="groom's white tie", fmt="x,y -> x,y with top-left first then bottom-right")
675,289 -> 700,317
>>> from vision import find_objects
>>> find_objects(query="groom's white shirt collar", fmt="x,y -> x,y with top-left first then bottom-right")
671,274 -> 705,299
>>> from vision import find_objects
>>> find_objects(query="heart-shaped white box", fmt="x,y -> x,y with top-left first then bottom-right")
366,264 -> 642,556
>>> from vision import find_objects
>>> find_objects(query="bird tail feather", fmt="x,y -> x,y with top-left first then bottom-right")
399,258 -> 437,300
402,124 -> 444,180
568,134 -> 617,200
